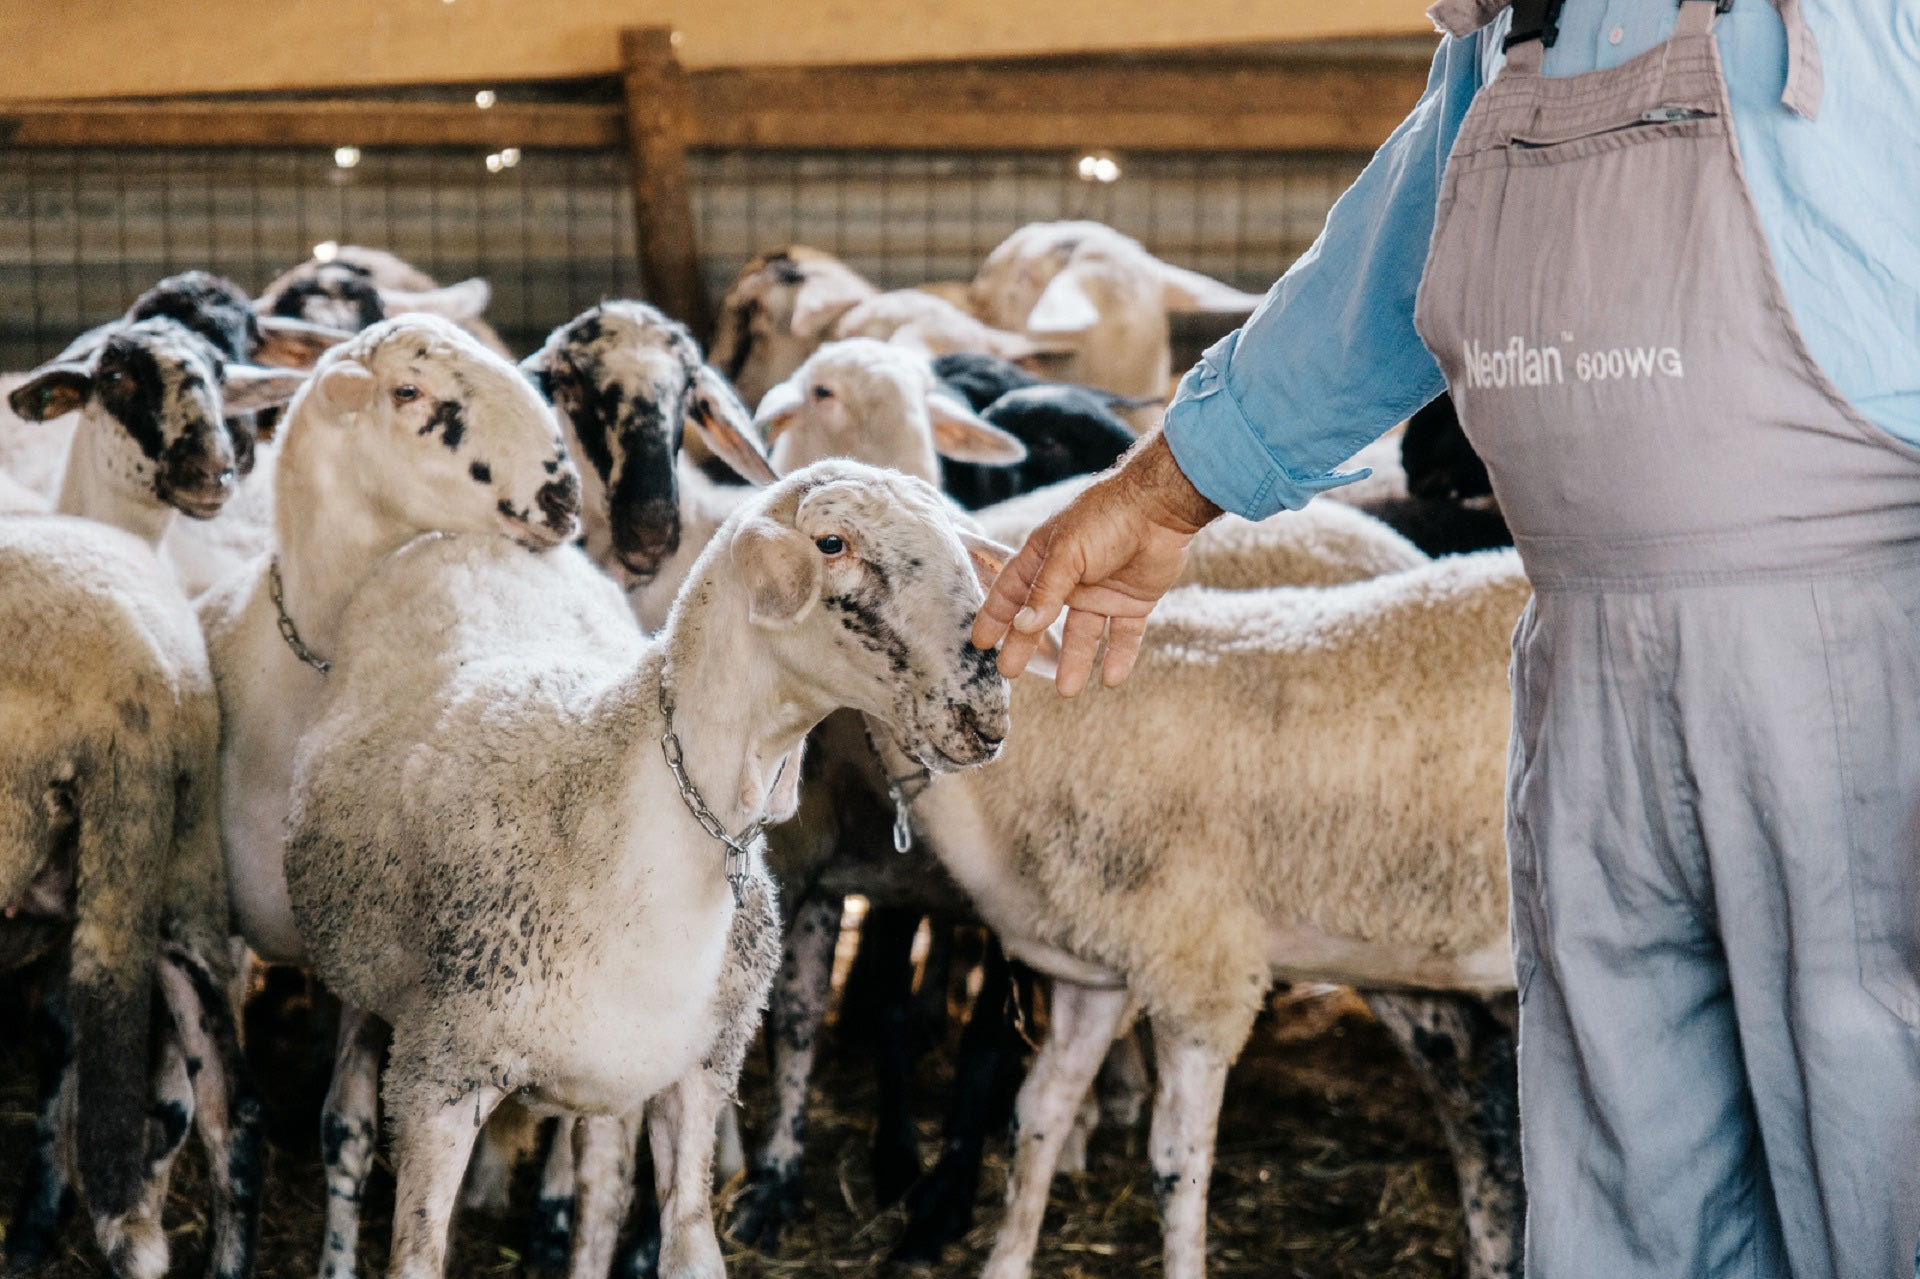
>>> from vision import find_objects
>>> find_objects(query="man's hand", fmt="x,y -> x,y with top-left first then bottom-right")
972,431 -> 1222,696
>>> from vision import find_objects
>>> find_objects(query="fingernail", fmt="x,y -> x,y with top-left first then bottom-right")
1013,607 -> 1042,632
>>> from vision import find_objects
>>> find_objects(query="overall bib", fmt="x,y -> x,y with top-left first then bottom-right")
1414,3 -> 1920,1275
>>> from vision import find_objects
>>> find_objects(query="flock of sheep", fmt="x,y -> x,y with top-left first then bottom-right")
0,220 -> 1524,1279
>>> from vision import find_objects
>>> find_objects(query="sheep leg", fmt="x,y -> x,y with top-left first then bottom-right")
981,980 -> 1130,1279
893,938 -> 1034,1265
1097,1022 -> 1151,1127
566,1113 -> 641,1279
1148,1033 -> 1230,1279
852,904 -> 925,1205
157,944 -> 266,1279
5,983 -> 75,1275
102,1029 -> 195,1279
727,891 -> 839,1251
648,1072 -> 727,1279
318,1006 -> 388,1279
464,1101 -> 540,1217
1363,991 -> 1523,1279
528,1117 -> 579,1270
383,1083 -> 505,1279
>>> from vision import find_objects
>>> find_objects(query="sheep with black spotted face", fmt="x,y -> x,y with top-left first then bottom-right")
257,246 -> 507,354
282,460 -> 1010,1279
522,301 -> 772,585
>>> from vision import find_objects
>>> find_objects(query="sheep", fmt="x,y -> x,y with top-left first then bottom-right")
1364,392 -> 1512,555
280,460 -> 1015,1279
193,314 -> 582,1279
520,301 -> 775,587
0,515 -> 262,1279
257,245 -> 509,356
707,246 -> 1053,412
968,221 -> 1266,427
726,344 -> 1429,1260
1,271 -> 346,594
868,550 -> 1532,1279
5,316 -> 313,596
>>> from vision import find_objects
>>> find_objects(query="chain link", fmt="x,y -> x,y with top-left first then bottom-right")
269,558 -> 332,675
860,721 -> 931,853
658,671 -> 757,908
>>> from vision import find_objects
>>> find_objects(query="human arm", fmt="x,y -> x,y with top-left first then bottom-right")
973,31 -> 1488,693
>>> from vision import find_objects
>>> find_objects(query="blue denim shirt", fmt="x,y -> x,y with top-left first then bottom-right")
1163,1 -> 1920,518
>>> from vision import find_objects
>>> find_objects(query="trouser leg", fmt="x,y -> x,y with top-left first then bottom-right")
1506,592 -> 1787,1279
1680,575 -> 1920,1279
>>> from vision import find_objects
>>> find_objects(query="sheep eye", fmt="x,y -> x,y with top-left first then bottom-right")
810,385 -> 833,400
392,384 -> 421,403
815,535 -> 846,556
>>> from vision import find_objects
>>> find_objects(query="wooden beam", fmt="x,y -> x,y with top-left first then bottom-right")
0,100 -> 620,149
621,28 -> 711,339
0,51 -> 1428,155
686,57 -> 1428,152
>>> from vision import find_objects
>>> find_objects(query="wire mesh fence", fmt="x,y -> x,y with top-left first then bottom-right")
0,144 -> 1368,369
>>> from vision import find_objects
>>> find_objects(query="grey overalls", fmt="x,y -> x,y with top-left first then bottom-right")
1414,2 -> 1920,1275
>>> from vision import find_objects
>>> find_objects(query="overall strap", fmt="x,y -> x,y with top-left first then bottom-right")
1424,0 -> 1823,118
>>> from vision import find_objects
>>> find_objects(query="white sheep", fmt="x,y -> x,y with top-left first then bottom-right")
281,460 -> 1014,1279
707,246 -> 1053,412
0,515 -> 261,1279
869,549 -> 1532,1279
2,273 -> 339,594
969,221 -> 1266,427
194,314 -> 582,1279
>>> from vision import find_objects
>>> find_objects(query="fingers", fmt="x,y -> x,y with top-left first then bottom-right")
1100,615 -> 1147,689
996,623 -> 1042,680
971,525 -> 1051,651
1053,608 -> 1108,698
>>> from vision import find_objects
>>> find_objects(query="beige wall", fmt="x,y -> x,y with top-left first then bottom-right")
5,0 -> 1436,101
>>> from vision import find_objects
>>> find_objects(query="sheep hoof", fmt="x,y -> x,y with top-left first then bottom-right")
723,1175 -> 800,1254
890,1156 -> 973,1266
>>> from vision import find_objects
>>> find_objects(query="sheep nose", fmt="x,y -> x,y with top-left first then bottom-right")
612,499 -> 682,578
536,473 -> 582,530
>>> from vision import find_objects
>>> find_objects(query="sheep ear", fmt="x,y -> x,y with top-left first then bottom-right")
378,278 -> 491,323
687,364 -> 777,485
956,528 -> 1018,591
731,516 -> 822,628
982,327 -> 1073,361
1025,266 -> 1100,335
753,376 -> 807,448
223,364 -> 311,413
316,361 -> 376,415
788,267 -> 871,339
928,394 -> 1027,466
253,317 -> 353,369
1156,261 -> 1266,314
8,363 -> 93,421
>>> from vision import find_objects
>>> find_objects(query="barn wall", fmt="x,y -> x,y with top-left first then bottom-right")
5,0 -> 1436,100
0,146 -> 1368,370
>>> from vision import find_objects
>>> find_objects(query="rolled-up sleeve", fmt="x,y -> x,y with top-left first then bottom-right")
1163,32 -> 1487,519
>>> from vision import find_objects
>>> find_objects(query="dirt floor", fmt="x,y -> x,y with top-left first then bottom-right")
0,978 -> 1467,1279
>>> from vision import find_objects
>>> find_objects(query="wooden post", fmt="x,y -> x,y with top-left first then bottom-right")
620,26 -> 710,340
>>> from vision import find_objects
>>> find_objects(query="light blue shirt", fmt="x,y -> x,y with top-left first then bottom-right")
1163,1 -> 1920,519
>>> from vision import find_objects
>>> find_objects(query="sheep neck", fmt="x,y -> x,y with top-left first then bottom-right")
650,587 -> 824,839
56,419 -> 175,547
270,411 -> 426,659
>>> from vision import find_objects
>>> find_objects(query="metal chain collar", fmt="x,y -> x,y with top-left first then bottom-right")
657,670 -> 758,908
269,558 -> 332,675
861,721 -> 932,853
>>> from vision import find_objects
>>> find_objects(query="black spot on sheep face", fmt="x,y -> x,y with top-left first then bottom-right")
525,302 -> 710,581
327,314 -> 581,551
763,464 -> 1011,772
